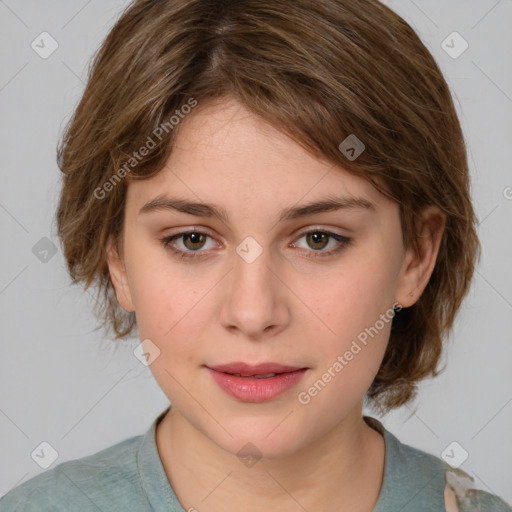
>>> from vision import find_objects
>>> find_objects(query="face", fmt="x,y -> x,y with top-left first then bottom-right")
106,97 -> 440,459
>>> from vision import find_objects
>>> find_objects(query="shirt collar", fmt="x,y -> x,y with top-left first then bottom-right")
137,405 -> 182,511
136,408 -> 445,511
365,415 -> 445,511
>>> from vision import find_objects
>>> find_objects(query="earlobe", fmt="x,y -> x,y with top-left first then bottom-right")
394,206 -> 446,308
105,236 -> 135,313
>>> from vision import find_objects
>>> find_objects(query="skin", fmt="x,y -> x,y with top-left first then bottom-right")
106,97 -> 445,511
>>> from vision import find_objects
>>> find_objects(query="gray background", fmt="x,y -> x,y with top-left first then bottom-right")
1,0 -> 511,504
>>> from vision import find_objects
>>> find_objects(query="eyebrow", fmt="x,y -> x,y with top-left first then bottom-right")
138,194 -> 376,223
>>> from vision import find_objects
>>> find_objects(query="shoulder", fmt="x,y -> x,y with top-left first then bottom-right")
398,436 -> 512,511
444,468 -> 512,512
364,416 -> 512,512
0,433 -> 152,512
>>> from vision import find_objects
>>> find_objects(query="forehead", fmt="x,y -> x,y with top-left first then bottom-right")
125,98 -> 387,219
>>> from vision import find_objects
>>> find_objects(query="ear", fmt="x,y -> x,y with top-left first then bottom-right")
394,206 -> 446,308
105,235 -> 135,313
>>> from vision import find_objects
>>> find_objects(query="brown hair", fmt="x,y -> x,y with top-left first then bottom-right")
55,0 -> 480,412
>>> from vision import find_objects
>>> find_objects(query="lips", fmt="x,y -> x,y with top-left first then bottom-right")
206,363 -> 308,402
207,362 -> 304,377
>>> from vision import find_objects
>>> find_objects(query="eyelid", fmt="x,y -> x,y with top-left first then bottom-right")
160,225 -> 351,262
162,226 -> 218,240
294,224 -> 346,237
162,225 -> 348,245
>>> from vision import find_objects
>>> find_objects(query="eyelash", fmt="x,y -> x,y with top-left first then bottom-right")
160,229 -> 351,262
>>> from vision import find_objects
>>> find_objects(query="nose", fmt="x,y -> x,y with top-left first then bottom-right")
218,242 -> 291,340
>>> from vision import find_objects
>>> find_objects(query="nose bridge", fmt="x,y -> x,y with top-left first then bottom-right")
219,235 -> 289,337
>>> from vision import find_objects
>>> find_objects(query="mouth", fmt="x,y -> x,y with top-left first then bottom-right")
205,362 -> 309,402
207,361 -> 306,377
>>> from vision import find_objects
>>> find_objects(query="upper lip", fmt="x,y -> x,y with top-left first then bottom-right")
207,362 -> 306,376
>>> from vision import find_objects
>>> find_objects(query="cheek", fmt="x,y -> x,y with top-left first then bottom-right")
294,246 -> 399,401
134,280 -> 200,343
129,264 -> 220,376
297,314 -> 392,419
303,248 -> 399,344
131,267 -> 208,398
125,240 -> 200,337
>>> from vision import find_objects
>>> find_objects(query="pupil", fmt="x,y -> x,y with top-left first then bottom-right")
308,232 -> 327,250
185,233 -> 204,250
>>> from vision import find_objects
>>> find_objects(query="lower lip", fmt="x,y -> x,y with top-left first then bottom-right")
207,368 -> 308,403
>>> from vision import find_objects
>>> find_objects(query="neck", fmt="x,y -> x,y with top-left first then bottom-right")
155,405 -> 385,512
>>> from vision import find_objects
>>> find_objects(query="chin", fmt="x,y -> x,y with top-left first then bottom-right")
210,418 -> 312,462
221,436 -> 305,463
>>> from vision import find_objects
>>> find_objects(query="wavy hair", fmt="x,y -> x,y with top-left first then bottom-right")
55,0 -> 480,411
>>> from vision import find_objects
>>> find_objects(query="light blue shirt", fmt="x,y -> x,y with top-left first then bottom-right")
1,406 -> 510,511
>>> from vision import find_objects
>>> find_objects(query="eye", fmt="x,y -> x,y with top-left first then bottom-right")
161,231 -> 217,260
291,229 -> 351,259
160,228 -> 351,262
